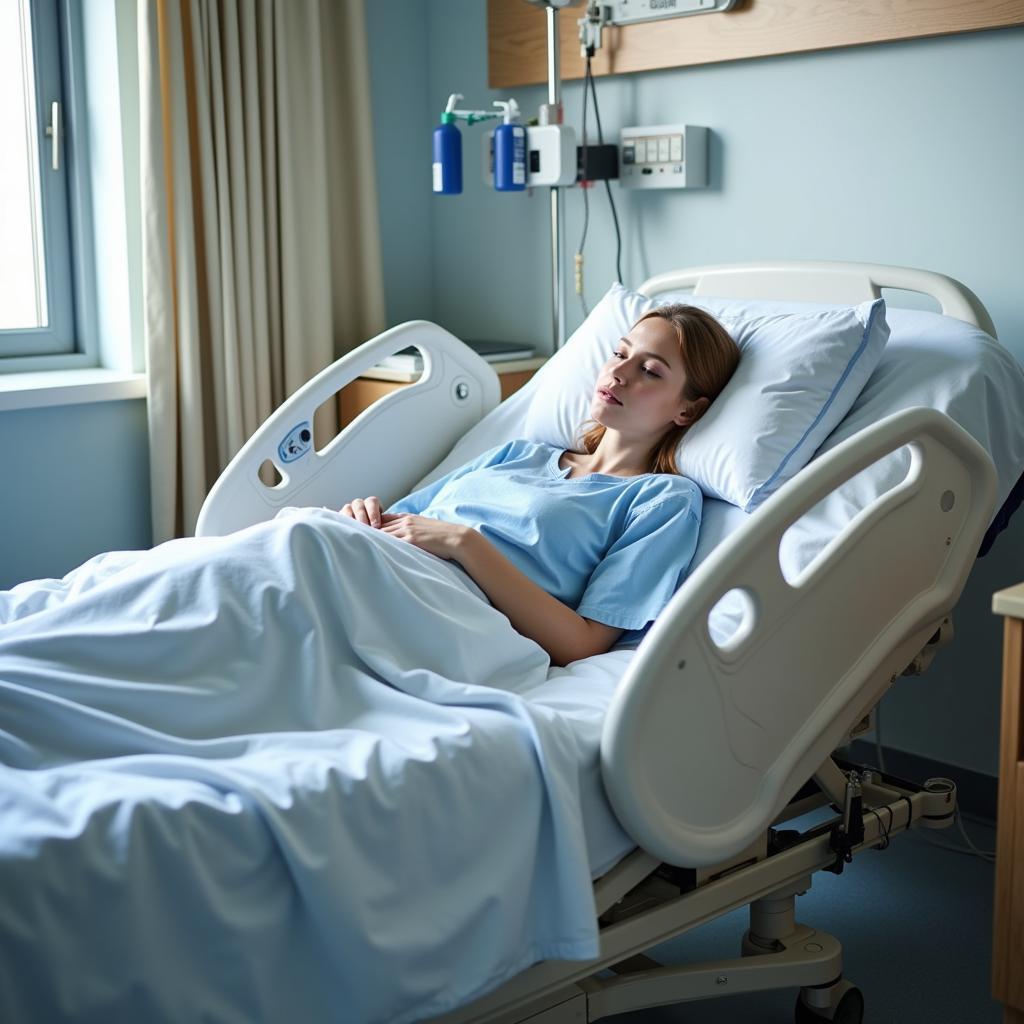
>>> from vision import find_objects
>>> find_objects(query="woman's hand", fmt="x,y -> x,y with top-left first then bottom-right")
379,513 -> 471,561
339,496 -> 382,527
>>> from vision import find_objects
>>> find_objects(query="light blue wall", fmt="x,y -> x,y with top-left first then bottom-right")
368,5 -> 1024,776
365,0 -> 435,327
0,399 -> 151,590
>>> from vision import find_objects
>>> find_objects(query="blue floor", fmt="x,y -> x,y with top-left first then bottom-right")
613,816 -> 1000,1023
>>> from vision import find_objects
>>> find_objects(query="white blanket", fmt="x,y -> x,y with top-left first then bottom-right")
0,510 -> 600,1024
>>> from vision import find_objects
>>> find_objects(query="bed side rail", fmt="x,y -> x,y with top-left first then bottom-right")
638,259 -> 997,338
601,407 -> 996,868
196,322 -> 500,537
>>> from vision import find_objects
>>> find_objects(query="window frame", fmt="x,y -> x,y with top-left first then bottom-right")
1,0 -> 98,373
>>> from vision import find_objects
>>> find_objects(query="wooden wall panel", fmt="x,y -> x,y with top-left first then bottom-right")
488,0 -> 1024,89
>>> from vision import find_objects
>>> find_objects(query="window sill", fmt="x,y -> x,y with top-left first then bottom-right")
0,369 -> 147,412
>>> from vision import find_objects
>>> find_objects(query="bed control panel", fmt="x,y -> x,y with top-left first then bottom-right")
278,422 -> 313,463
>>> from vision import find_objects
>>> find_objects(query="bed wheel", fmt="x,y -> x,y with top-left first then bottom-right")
795,981 -> 864,1024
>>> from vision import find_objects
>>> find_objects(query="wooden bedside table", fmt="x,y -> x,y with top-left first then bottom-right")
338,357 -> 546,429
993,581 -> 1024,1024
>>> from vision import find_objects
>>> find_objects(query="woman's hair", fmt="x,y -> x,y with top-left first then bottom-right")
578,304 -> 740,474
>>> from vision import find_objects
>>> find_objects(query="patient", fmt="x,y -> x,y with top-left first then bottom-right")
0,306 -> 737,1022
341,305 -> 739,667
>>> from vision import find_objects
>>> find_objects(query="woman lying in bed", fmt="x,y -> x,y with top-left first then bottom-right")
0,304 -> 737,1024
340,304 -> 739,667
0,305 -> 736,667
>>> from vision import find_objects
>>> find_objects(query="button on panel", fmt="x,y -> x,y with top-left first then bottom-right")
279,422 -> 313,463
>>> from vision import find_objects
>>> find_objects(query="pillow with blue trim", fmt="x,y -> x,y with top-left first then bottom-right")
521,282 -> 890,512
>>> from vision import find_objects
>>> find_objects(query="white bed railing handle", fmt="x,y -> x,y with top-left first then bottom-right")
196,322 -> 500,537
601,407 -> 997,868
638,260 -> 998,339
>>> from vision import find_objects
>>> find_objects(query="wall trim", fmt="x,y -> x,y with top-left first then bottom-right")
0,369 -> 146,412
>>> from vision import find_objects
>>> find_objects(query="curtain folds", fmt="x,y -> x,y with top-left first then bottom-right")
139,0 -> 385,542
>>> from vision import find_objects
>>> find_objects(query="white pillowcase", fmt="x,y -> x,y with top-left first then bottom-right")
520,282 -> 890,511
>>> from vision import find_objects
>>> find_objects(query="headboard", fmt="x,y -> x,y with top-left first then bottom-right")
638,259 -> 997,338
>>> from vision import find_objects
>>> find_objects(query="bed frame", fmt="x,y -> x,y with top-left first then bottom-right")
196,260 -> 998,1024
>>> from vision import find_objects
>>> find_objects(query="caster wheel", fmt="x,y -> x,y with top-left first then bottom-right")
795,984 -> 864,1024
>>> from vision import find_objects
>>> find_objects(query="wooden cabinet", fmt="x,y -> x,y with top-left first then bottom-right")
993,582 -> 1024,1024
338,358 -> 545,429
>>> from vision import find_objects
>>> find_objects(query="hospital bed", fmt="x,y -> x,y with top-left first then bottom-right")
190,259 -> 1024,1023
3,261 -> 1017,1024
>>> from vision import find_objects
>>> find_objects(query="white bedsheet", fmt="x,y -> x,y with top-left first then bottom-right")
0,510 -> 615,1024
528,649 -> 636,879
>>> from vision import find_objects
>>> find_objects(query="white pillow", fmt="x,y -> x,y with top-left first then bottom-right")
521,282 -> 890,511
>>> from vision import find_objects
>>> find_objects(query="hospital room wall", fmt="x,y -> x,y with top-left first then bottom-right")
366,5 -> 1024,779
0,400 -> 151,589
364,0 -> 435,326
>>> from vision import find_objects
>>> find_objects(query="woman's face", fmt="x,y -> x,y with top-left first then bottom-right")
591,317 -> 695,440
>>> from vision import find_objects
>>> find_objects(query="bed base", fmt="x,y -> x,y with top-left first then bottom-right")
437,759 -> 953,1024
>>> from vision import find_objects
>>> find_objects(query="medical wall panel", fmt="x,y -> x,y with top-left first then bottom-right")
488,0 -> 1024,88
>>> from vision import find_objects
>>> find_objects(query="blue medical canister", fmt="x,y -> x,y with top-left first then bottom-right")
433,112 -> 462,195
493,100 -> 526,192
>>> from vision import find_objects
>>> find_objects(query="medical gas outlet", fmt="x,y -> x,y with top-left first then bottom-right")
619,124 -> 708,189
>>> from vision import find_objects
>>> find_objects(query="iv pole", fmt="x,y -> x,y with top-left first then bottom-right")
540,4 -> 567,350
524,0 -> 732,348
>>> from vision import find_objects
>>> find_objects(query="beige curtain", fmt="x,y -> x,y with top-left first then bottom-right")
139,0 -> 385,542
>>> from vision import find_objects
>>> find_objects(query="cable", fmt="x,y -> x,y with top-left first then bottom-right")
866,804 -> 893,851
955,811 -> 996,862
603,180 -> 623,285
585,55 -> 623,284
587,53 -> 603,138
913,808 -> 996,864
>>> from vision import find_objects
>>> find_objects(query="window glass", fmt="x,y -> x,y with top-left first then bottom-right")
0,0 -> 82,366
0,0 -> 49,331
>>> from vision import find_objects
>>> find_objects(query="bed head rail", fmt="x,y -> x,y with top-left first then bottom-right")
196,322 -> 500,537
639,260 -> 998,338
601,407 -> 997,868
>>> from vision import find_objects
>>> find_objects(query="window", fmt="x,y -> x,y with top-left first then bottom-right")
0,0 -> 94,368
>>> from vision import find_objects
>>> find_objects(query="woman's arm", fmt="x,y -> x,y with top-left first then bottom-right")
379,514 -> 622,667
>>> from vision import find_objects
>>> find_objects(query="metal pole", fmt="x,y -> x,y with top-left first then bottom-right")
550,192 -> 566,350
546,4 -> 560,107
545,5 -> 566,349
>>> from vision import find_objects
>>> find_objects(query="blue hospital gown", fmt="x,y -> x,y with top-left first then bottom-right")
389,439 -> 702,636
